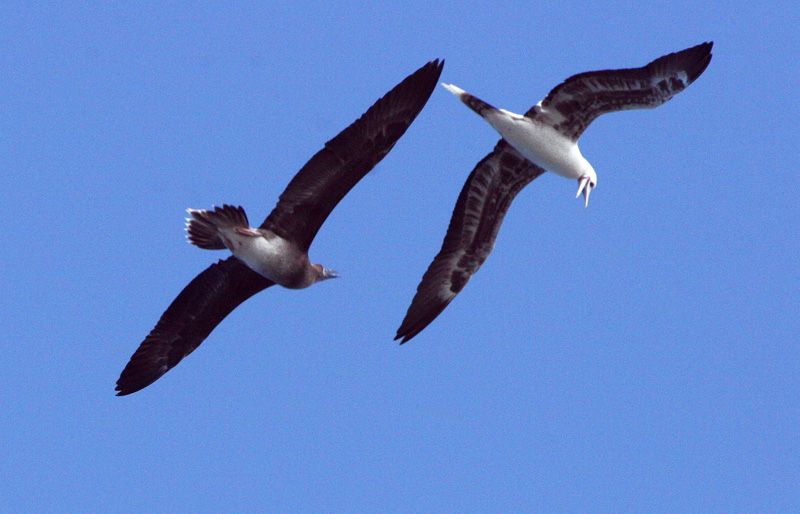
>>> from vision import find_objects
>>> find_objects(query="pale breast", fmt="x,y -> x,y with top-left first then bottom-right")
229,231 -> 312,288
492,114 -> 589,180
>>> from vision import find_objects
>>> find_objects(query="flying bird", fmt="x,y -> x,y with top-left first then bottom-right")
117,59 -> 443,395
395,43 -> 712,343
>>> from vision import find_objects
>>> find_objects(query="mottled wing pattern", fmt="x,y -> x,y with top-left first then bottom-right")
526,42 -> 713,141
262,59 -> 444,252
116,257 -> 274,395
395,140 -> 546,343
454,86 -> 501,118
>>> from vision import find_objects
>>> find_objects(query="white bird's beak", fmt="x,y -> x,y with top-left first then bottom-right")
576,177 -> 594,208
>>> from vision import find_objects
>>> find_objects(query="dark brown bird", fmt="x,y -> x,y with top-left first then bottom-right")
117,59 -> 443,395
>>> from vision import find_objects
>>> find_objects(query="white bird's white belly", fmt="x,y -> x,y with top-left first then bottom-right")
483,108 -> 590,180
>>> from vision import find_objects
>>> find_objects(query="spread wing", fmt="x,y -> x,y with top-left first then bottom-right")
395,140 -> 546,343
526,42 -> 713,141
116,257 -> 274,395
261,59 -> 444,252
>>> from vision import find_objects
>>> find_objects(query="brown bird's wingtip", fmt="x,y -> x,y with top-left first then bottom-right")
115,378 -> 156,396
418,58 -> 445,75
394,328 -> 417,345
114,380 -> 144,396
114,381 -> 134,396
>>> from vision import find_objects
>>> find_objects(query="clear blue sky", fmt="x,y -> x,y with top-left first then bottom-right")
3,1 -> 798,512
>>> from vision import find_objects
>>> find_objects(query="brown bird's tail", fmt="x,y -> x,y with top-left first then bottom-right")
185,204 -> 250,250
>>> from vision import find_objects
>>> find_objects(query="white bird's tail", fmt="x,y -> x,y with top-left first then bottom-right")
440,83 -> 466,97
441,83 -> 499,118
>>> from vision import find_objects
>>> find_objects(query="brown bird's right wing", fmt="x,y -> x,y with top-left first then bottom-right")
396,140 -> 546,343
261,59 -> 444,252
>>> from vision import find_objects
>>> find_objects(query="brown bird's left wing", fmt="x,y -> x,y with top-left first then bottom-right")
527,42 -> 713,141
261,59 -> 444,252
395,140 -> 546,343
116,257 -> 273,396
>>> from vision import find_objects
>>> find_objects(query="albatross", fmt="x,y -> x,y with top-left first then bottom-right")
116,59 -> 443,395
395,43 -> 712,343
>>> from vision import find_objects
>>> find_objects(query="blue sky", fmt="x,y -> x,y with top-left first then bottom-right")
2,1 -> 798,512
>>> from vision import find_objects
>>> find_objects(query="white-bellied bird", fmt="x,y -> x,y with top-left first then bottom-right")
396,43 -> 712,343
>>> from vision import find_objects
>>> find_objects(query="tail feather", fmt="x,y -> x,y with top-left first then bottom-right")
186,204 -> 250,250
441,83 -> 498,118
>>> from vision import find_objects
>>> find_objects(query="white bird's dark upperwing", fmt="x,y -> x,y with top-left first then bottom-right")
261,59 -> 444,252
395,140 -> 546,343
527,42 -> 713,141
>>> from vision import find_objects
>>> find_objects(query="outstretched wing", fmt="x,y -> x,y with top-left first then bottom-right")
116,257 -> 274,395
395,140 -> 546,343
261,59 -> 444,252
527,42 -> 713,141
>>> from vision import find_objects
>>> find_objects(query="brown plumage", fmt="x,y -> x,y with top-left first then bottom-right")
117,59 -> 444,395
